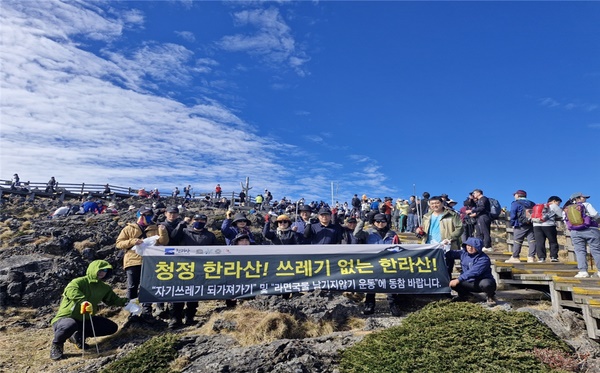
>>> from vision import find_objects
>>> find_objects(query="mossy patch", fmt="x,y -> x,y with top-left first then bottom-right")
340,301 -> 576,373
100,333 -> 179,373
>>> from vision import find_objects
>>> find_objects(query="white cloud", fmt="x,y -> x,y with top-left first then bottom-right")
0,1 -> 393,203
217,7 -> 309,75
175,30 -> 196,43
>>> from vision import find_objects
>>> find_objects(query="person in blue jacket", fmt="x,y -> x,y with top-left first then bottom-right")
506,189 -> 536,263
221,211 -> 255,245
446,237 -> 497,305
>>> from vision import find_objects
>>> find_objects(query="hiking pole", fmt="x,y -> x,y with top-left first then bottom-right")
81,311 -> 86,358
89,314 -> 100,354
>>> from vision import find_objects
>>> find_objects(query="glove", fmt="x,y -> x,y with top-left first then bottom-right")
80,301 -> 93,314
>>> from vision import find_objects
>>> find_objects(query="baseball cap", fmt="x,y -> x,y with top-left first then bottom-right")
570,192 -> 590,200
513,190 -> 527,197
166,206 -> 179,213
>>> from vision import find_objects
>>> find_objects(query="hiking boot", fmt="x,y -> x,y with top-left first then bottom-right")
141,313 -> 157,325
69,332 -> 90,350
225,299 -> 237,308
482,247 -> 493,253
538,258 -> 546,263
575,271 -> 590,278
389,302 -> 402,317
527,257 -> 535,263
168,318 -> 183,330
153,308 -> 170,320
551,258 -> 559,263
184,317 -> 197,326
451,295 -> 469,303
486,296 -> 497,306
50,342 -> 64,360
505,257 -> 521,263
363,302 -> 375,315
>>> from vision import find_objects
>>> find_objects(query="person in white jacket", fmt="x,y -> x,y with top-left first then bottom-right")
532,196 -> 563,263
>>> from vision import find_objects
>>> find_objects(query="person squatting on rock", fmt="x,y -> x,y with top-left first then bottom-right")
116,206 -> 169,324
50,260 -> 129,360
446,237 -> 497,306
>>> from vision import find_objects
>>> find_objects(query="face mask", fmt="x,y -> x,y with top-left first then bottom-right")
137,215 -> 153,226
193,221 -> 206,230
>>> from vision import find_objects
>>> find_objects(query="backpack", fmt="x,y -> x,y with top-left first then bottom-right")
488,198 -> 501,219
515,201 -> 532,226
379,203 -> 386,213
530,203 -> 548,222
565,203 -> 598,231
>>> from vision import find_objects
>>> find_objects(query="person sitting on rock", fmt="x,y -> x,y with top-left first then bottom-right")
49,260 -> 129,360
221,211 -> 255,245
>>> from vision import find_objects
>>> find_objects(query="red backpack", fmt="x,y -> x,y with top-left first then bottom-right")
530,203 -> 548,222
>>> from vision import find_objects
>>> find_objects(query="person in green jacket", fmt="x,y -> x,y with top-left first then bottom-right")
50,260 -> 129,360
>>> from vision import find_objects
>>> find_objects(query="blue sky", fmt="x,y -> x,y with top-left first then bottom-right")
1,1 -> 599,207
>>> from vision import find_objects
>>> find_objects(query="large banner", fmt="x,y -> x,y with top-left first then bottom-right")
138,244 -> 450,303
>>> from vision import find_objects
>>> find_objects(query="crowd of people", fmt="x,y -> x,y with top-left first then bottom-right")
42,183 -> 600,360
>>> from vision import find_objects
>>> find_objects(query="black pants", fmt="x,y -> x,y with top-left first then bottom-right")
476,215 -> 492,248
171,302 -> 199,320
126,265 -> 152,314
452,278 -> 496,298
52,316 -> 118,343
534,225 -> 559,260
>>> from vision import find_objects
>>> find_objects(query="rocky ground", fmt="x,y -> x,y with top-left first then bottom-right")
1,195 -> 600,372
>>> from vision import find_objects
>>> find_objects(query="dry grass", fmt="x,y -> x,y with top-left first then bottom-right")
33,236 -> 52,245
74,239 -> 97,252
198,306 -> 337,346
0,295 -> 138,373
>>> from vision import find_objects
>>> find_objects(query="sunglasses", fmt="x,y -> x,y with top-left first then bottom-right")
375,220 -> 387,223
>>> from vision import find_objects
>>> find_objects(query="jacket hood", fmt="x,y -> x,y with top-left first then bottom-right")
86,260 -> 113,283
462,237 -> 484,253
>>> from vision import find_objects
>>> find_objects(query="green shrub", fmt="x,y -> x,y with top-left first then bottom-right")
340,301 -> 575,373
100,333 -> 179,373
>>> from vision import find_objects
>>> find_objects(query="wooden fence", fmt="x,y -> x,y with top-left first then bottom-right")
0,179 -> 260,208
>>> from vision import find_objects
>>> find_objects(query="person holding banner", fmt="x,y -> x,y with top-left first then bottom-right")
360,213 -> 402,316
49,260 -> 129,360
167,213 -> 218,328
446,237 -> 497,306
224,233 -> 253,308
418,196 -> 464,276
116,206 -> 169,324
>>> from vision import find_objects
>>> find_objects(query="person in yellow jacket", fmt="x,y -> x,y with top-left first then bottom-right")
116,206 -> 169,323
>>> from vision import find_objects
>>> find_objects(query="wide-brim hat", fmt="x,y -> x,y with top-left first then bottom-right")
232,213 -> 250,224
